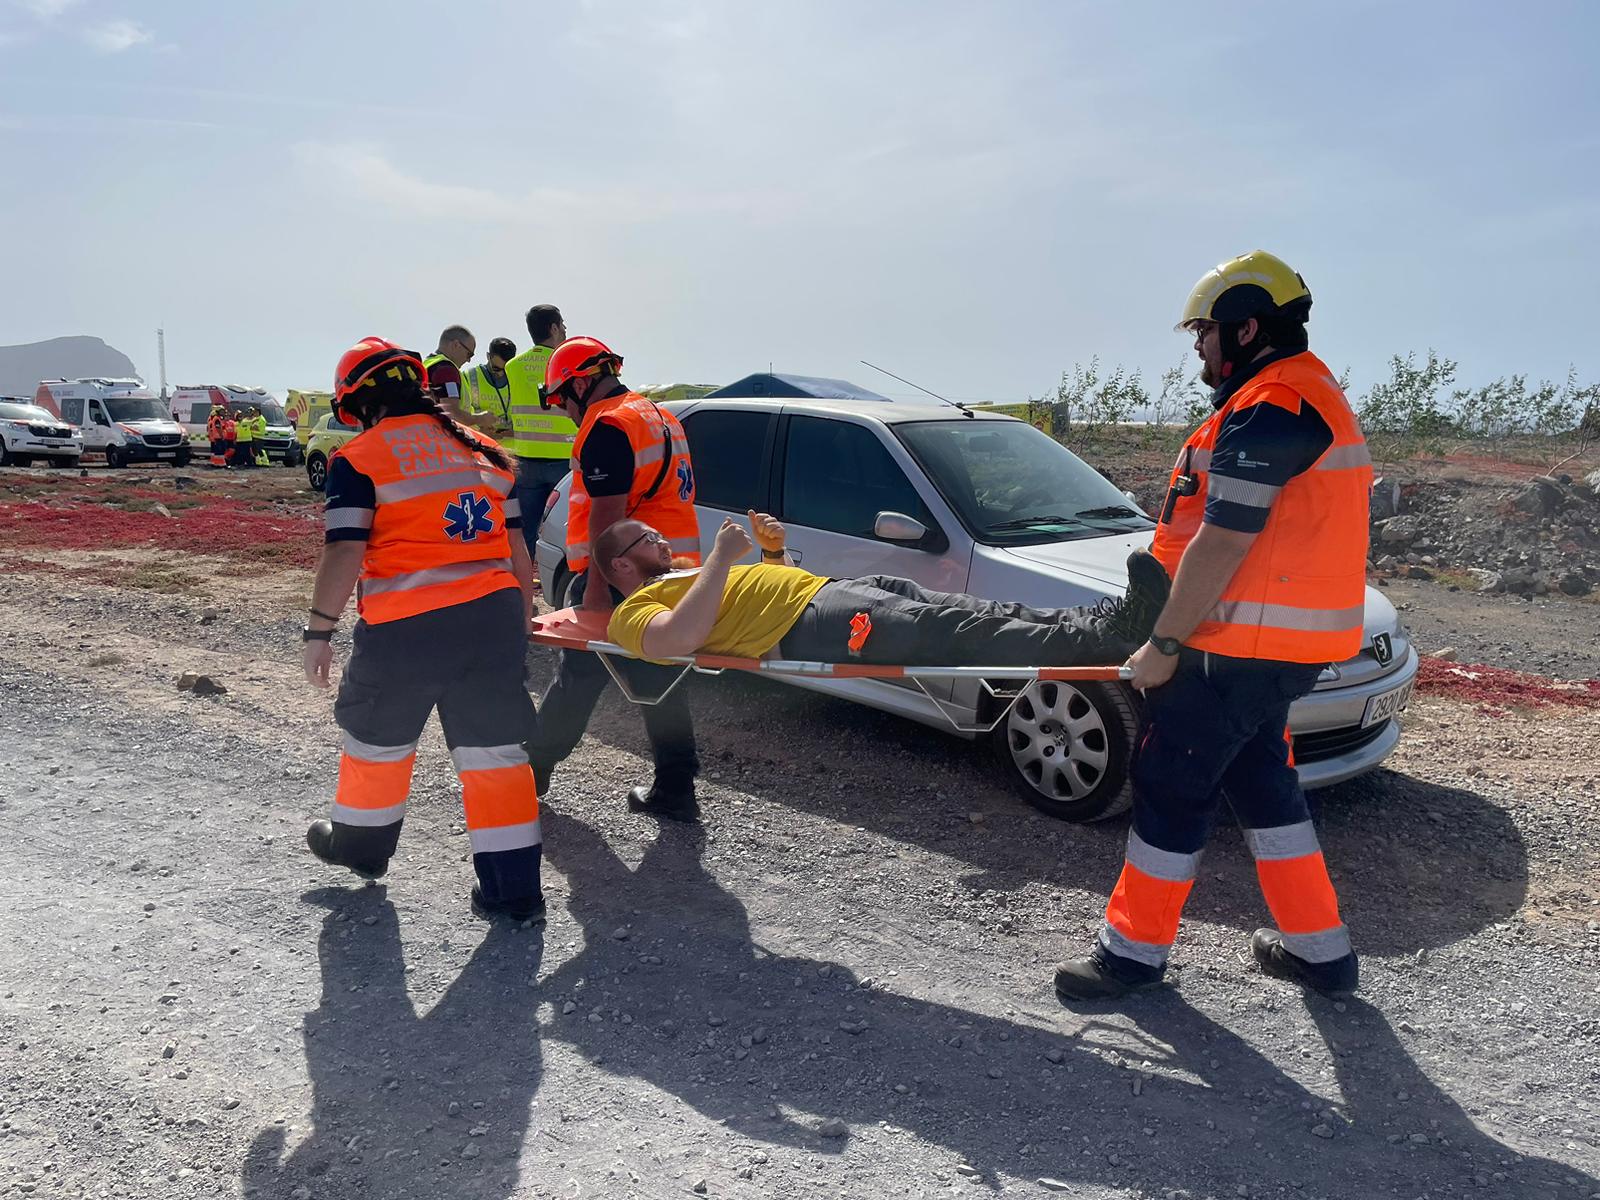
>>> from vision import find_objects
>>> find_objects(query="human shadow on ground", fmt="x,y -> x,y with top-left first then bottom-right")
533,657 -> 1528,958
536,810 -> 1591,1198
240,885 -> 545,1200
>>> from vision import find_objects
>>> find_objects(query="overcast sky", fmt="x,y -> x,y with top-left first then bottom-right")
2,0 -> 1596,404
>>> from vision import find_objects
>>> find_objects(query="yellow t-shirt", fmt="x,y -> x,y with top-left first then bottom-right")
607,563 -> 829,662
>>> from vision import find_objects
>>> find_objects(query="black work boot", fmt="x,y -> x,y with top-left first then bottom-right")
305,819 -> 390,880
1086,550 -> 1172,654
627,784 -> 699,823
1054,944 -> 1166,1004
471,885 -> 547,925
1251,929 -> 1358,995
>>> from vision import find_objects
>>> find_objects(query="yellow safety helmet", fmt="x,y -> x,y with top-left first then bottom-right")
1176,250 -> 1311,332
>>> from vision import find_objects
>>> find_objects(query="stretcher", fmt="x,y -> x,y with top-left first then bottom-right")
530,607 -> 1132,734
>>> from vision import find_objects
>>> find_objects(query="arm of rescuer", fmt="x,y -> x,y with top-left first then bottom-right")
1124,390 -> 1335,691
576,418 -> 638,613
510,528 -> 536,629
1124,524 -> 1256,690
637,518 -> 754,660
303,453 -> 374,688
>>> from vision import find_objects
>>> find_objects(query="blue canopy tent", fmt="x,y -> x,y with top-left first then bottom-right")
702,373 -> 892,401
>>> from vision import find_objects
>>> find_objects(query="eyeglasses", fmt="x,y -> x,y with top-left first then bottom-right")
1184,320 -> 1218,342
617,529 -> 668,557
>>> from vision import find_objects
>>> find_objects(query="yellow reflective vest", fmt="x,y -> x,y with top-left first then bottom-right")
503,343 -> 577,460
460,364 -> 514,426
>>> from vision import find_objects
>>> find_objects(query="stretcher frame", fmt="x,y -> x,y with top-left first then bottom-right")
531,607 -> 1133,734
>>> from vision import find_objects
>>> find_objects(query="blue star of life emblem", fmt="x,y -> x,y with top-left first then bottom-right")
676,459 -> 694,501
442,491 -> 495,542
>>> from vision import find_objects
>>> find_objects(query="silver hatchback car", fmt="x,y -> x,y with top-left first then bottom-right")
536,399 -> 1418,822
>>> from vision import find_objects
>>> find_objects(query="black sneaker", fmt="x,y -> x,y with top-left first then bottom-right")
1053,945 -> 1166,1003
1251,928 -> 1358,996
471,885 -> 547,925
1087,550 -> 1171,651
305,819 -> 389,880
626,785 -> 699,823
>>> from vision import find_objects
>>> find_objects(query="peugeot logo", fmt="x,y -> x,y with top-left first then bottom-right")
1370,632 -> 1394,666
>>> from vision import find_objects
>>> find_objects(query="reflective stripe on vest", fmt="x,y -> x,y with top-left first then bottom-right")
502,344 -> 577,460
565,393 -> 700,574
1149,350 -> 1372,664
460,365 -> 513,421
333,413 -> 520,624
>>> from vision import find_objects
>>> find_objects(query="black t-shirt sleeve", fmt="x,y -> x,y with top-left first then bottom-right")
1204,395 -> 1334,533
323,455 -> 376,543
428,360 -> 462,403
578,420 -> 635,498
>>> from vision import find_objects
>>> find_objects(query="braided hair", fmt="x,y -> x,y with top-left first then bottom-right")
351,366 -> 516,472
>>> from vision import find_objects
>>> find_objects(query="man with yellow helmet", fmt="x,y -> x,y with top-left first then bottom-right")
1054,250 -> 1373,1003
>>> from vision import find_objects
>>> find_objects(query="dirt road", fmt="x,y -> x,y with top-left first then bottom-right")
2,467 -> 1598,1200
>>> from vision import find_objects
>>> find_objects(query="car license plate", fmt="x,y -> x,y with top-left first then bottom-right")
157,450 -> 176,457
1360,680 -> 1413,728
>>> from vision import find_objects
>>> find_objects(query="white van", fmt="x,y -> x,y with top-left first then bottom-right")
170,385 -> 301,465
34,379 -> 190,468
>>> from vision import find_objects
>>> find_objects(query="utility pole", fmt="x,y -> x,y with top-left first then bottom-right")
156,327 -> 168,400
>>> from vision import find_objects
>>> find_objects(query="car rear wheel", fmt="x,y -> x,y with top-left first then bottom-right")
989,680 -> 1139,823
306,452 -> 328,492
547,565 -> 584,610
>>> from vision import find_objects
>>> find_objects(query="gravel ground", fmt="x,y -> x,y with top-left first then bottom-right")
0,557 -> 1597,1200
1379,576 -> 1600,679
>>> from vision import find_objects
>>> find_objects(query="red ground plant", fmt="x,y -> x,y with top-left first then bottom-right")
1415,654 -> 1600,714
0,491 -> 321,568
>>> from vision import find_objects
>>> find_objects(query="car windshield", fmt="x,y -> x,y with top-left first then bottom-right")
893,418 -> 1155,545
104,397 -> 167,422
0,402 -> 53,421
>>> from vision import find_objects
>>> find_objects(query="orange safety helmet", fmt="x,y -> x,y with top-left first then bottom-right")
541,336 -> 622,408
332,337 -> 427,422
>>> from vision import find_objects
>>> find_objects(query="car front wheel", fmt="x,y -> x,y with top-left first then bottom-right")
105,445 -> 126,468
989,680 -> 1139,823
306,452 -> 328,492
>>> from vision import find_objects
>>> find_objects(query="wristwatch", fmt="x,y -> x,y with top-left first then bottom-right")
301,625 -> 334,642
1147,634 -> 1181,656
761,548 -> 787,561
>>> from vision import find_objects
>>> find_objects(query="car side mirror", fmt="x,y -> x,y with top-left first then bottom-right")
874,511 -> 928,544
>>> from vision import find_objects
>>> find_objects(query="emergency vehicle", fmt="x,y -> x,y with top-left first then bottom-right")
170,385 -> 301,465
34,378 -> 190,468
286,389 -> 334,445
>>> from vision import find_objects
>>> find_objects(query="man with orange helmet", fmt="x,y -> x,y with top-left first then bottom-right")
1054,251 -> 1372,1003
300,336 -> 545,922
526,335 -> 702,821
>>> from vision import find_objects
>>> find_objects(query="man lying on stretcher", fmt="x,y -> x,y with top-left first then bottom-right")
592,510 -> 1170,667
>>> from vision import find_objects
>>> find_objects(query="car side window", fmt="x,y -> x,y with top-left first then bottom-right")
682,410 -> 774,511
781,416 -> 933,538
61,399 -> 84,425
189,402 -> 209,423
91,402 -> 110,426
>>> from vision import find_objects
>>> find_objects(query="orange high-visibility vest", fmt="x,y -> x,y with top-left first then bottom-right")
331,413 -> 519,624
1150,351 -> 1372,664
565,392 -> 700,574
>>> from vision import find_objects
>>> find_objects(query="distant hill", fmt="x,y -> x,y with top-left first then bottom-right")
0,336 -> 140,398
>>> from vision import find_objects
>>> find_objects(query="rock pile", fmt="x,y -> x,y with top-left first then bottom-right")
1370,473 -> 1599,598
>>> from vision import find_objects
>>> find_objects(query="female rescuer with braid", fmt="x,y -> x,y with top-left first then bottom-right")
299,337 -> 546,923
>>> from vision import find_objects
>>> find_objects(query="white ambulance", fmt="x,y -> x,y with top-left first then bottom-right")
34,378 -> 191,468
170,385 -> 301,465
